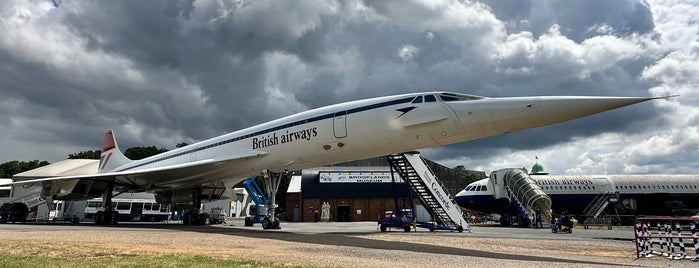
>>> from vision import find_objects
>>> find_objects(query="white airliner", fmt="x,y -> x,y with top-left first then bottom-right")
455,172 -> 699,223
8,92 -> 663,224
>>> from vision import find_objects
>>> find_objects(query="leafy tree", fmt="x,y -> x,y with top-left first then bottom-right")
67,150 -> 102,159
124,146 -> 168,160
176,142 -> 188,148
0,160 -> 50,178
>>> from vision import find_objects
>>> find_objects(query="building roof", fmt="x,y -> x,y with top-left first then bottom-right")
13,159 -> 99,180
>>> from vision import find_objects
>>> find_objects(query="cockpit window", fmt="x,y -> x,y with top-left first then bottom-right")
425,95 -> 437,102
438,92 -> 484,102
481,185 -> 487,191
412,96 -> 423,103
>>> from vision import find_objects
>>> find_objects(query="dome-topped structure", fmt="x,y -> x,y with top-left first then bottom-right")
530,160 -> 549,175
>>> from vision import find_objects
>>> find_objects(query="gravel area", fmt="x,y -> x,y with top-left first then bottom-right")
0,221 -> 695,267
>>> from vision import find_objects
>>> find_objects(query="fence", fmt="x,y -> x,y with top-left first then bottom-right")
634,216 -> 699,261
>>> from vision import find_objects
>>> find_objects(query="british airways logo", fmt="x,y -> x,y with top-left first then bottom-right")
395,106 -> 416,118
253,127 -> 318,149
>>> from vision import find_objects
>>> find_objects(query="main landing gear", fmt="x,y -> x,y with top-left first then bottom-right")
260,169 -> 284,230
94,184 -> 119,225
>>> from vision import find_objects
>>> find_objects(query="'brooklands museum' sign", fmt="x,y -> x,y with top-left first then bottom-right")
319,172 -> 401,183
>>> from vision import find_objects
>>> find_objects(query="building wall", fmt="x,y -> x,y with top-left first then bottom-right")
284,192 -> 301,221
291,197 -> 420,222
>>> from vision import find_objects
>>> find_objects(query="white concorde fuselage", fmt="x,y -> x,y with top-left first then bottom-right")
105,92 -> 658,188
9,91 -> 662,201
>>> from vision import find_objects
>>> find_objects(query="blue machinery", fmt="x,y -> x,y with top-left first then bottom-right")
242,177 -> 268,226
242,170 -> 284,229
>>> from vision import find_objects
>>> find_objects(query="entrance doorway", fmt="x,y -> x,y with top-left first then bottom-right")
131,202 -> 143,221
336,205 -> 350,222
333,111 -> 347,138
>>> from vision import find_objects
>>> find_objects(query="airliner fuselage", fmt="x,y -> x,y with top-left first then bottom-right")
12,91 -> 662,205
456,174 -> 699,221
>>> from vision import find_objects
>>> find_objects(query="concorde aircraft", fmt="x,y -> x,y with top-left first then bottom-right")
455,170 -> 699,225
6,91 -> 665,226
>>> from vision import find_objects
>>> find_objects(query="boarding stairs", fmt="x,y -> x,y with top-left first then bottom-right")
386,152 -> 468,232
503,169 -> 552,226
582,191 -> 620,227
583,192 -> 613,218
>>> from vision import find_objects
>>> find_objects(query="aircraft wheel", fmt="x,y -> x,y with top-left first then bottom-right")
457,226 -> 464,233
380,224 -> 387,232
94,211 -> 103,224
262,217 -> 272,229
244,217 -> 253,226
403,225 -> 411,232
198,213 -> 207,225
272,217 -> 280,229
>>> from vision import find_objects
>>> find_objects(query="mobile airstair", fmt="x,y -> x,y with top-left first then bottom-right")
501,169 -> 552,227
584,192 -> 613,218
385,152 -> 468,232
582,191 -> 619,229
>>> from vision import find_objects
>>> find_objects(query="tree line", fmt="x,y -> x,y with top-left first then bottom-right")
0,143 -> 187,178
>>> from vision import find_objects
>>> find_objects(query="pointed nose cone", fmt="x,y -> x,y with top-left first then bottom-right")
447,95 -> 662,141
535,96 -> 658,126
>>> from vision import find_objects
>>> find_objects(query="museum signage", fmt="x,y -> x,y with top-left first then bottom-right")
318,172 -> 400,183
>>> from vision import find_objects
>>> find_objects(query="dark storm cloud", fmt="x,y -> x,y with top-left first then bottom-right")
0,0 -> 695,175
483,0 -> 655,41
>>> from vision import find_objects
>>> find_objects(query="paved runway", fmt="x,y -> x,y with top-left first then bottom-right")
1,219 -> 691,267
0,218 -> 635,240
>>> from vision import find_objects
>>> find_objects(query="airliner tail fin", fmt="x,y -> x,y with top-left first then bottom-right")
99,130 -> 131,173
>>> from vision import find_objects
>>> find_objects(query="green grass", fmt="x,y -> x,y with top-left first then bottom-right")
0,240 -> 313,268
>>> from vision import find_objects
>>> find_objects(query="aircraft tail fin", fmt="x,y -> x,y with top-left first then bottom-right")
99,130 -> 132,173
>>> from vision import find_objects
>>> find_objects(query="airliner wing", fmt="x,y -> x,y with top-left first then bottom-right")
7,150 -> 268,188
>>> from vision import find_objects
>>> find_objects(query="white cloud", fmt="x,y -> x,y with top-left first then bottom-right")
397,44 -> 421,63
494,24 -> 649,80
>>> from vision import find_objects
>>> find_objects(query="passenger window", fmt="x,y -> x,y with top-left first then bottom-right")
144,203 -> 152,210
117,202 -> 130,210
425,95 -> 437,102
412,96 -> 423,103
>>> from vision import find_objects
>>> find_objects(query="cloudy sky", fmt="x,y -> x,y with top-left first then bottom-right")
1,0 -> 697,175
